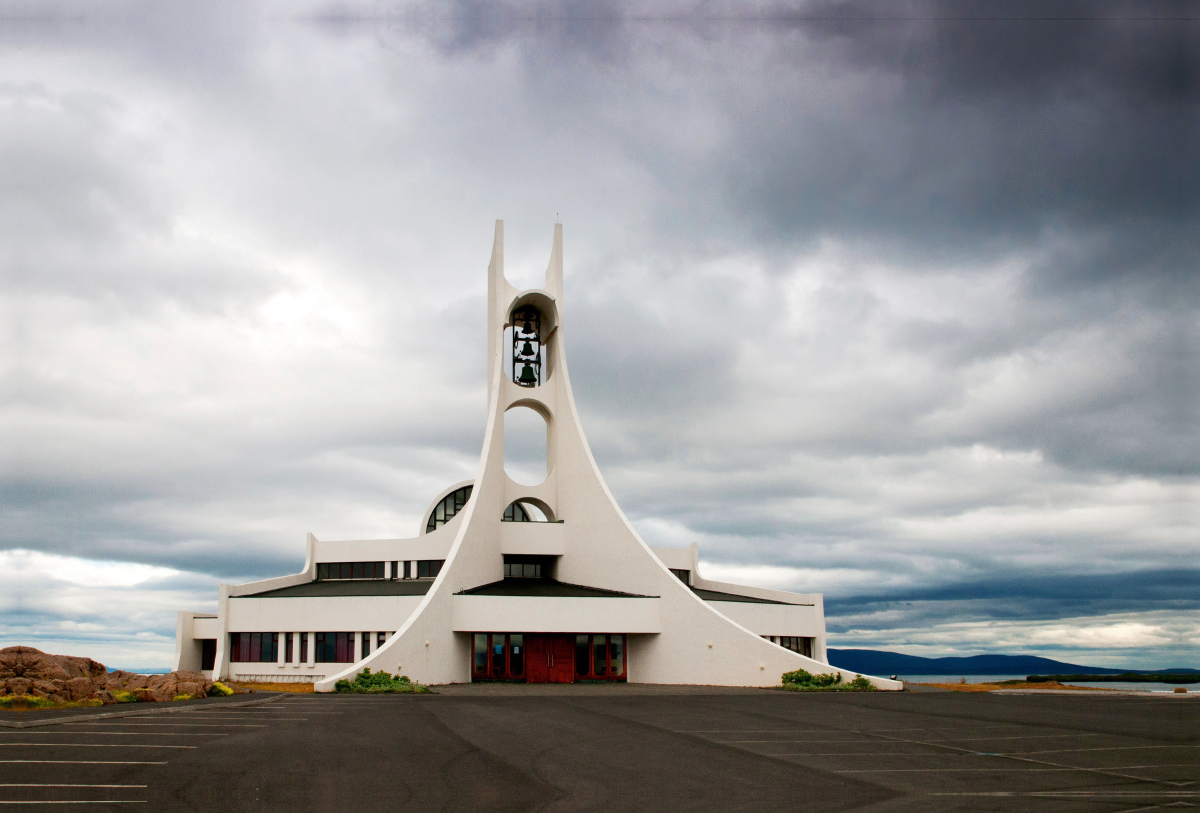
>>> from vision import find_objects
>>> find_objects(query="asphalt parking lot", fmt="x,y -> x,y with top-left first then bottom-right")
0,686 -> 1195,811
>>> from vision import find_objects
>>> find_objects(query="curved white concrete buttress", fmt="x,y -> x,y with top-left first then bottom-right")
307,222 -> 902,692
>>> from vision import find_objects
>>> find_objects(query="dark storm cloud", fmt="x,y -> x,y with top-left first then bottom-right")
1,0 -> 1196,667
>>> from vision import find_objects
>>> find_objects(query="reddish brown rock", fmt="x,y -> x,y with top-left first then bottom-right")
0,647 -> 215,704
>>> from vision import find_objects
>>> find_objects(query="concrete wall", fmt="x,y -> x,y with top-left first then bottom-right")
451,596 -> 661,633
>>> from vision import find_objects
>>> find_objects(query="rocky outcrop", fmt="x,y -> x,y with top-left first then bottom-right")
0,646 -> 216,704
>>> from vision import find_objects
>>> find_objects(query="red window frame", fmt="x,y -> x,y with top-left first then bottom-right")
574,634 -> 626,681
471,633 -> 526,680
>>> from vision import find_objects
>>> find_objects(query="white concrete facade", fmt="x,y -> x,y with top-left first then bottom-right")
174,222 -> 901,691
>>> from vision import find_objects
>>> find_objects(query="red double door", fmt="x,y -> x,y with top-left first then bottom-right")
525,634 -> 575,683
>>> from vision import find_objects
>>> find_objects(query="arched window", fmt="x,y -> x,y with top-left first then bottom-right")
426,486 -> 473,533
502,501 -> 531,522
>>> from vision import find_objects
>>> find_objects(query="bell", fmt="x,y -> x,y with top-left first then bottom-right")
518,364 -> 537,385
522,319 -> 533,334
520,341 -> 535,357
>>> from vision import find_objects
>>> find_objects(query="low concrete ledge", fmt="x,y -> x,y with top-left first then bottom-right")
499,521 -> 564,556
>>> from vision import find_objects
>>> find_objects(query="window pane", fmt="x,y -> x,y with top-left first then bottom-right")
250,632 -> 262,662
269,633 -> 278,662
474,633 -> 487,674
492,634 -> 505,676
509,634 -> 523,676
610,635 -> 624,678
575,635 -> 589,676
593,635 -> 607,677
361,632 -> 371,657
418,561 -> 429,578
430,560 -> 442,577
300,633 -> 308,663
377,632 -> 386,648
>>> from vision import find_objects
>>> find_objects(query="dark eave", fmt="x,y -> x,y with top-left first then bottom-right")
238,580 -> 434,598
691,586 -> 804,605
456,578 -> 655,599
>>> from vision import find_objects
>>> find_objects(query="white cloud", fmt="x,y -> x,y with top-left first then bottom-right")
0,2 -> 1195,670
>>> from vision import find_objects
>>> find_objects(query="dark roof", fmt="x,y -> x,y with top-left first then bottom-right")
238,580 -> 434,598
456,578 -> 655,599
691,587 -> 805,605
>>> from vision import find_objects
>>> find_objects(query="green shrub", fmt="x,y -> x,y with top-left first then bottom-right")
782,668 -> 841,688
171,694 -> 193,702
207,682 -> 234,697
334,668 -> 431,694
110,690 -> 139,704
779,669 -> 877,692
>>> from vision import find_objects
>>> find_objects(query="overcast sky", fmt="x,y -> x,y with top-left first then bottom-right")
2,0 -> 1196,671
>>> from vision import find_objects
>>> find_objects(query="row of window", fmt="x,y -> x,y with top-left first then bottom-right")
317,561 -> 386,580
229,631 -> 390,663
315,560 -> 445,581
766,636 -> 814,658
503,562 -> 542,578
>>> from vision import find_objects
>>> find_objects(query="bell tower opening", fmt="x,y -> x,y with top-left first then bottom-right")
504,406 -> 548,486
511,306 -> 542,387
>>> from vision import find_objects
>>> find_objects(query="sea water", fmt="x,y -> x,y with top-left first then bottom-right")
900,674 -> 1199,692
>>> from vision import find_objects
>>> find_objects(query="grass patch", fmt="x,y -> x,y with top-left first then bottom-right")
0,695 -> 104,711
334,669 -> 431,694
778,669 -> 876,692
226,681 -> 314,694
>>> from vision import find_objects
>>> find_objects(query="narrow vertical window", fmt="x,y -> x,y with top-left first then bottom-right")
473,633 -> 487,675
610,635 -> 624,678
300,633 -> 309,664
509,634 -> 524,677
377,632 -> 386,648
285,633 -> 294,663
575,635 -> 589,676
491,634 -> 505,676
403,561 -> 412,579
361,632 -> 371,658
592,635 -> 607,677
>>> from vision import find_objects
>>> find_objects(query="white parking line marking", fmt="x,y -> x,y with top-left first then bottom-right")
0,761 -> 165,765
0,785 -> 146,789
62,723 -> 264,728
0,744 -> 194,749
7,733 -> 224,738
723,733 -> 1101,743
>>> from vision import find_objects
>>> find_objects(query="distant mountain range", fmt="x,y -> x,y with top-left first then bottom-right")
827,649 -> 1200,677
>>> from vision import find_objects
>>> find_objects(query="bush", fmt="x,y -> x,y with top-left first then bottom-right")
110,690 -> 139,703
779,669 -> 877,692
334,668 -> 431,694
207,682 -> 234,697
171,694 -> 193,702
782,668 -> 841,688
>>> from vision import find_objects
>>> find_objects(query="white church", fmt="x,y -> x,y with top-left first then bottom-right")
174,222 -> 901,691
